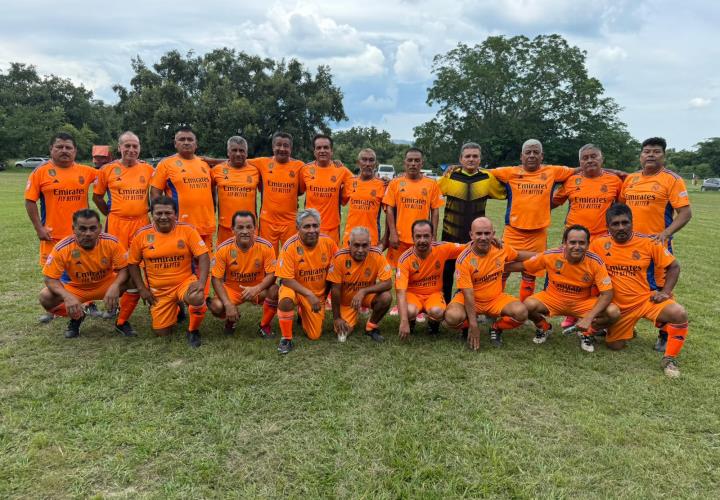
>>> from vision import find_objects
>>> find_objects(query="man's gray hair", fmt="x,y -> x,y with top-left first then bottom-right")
227,136 -> 248,149
522,139 -> 543,153
578,143 -> 603,160
349,226 -> 370,242
118,131 -> 139,145
460,142 -> 482,155
296,208 -> 321,229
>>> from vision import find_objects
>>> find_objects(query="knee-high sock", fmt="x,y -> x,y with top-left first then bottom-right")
492,316 -> 524,330
519,273 -> 536,302
278,310 -> 294,340
50,303 -> 68,317
533,318 -> 551,331
117,291 -> 140,325
188,304 -> 207,331
261,298 -> 278,327
664,323 -> 688,358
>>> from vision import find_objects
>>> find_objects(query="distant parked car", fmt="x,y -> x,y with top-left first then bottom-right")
15,157 -> 49,169
0,161 -> 6,171
377,164 -> 396,180
701,178 -> 720,191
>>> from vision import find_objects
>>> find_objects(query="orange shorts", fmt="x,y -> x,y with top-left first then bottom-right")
61,278 -> 116,304
278,285 -> 326,340
450,291 -> 518,317
386,242 -> 413,267
223,283 -> 265,306
39,239 -> 61,266
106,214 -> 150,249
149,275 -> 198,330
607,299 -> 677,343
339,294 -> 375,328
322,226 -> 340,246
258,218 -> 296,254
503,226 -> 547,277
530,290 -> 598,318
405,291 -> 446,314
216,226 -> 234,247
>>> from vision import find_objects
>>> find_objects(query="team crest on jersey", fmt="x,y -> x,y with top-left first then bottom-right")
297,246 -> 304,256
421,188 -> 428,196
331,175 -> 337,183
289,171 -> 296,178
495,258 -> 502,268
321,253 -> 327,263
78,176 -> 85,184
345,259 -> 352,269
470,257 -> 478,267
631,176 -> 639,185
575,178 -> 582,186
175,159 -> 183,167
147,234 -> 155,243
434,261 -> 441,269
114,167 -> 122,175
246,175 -> 253,184
554,260 -> 563,270
652,183 -> 660,191
370,190 -> 377,197
177,240 -> 185,249
101,257 -> 109,266
364,267 -> 372,277
632,250 -> 641,260
49,169 -> 57,177
254,259 -> 261,269
230,249 -> 238,259
604,241 -> 612,250
400,181 -> 406,187
352,181 -> 358,189
309,167 -> 316,176
223,168 -> 229,175
582,273 -> 592,283
71,250 -> 81,259
600,184 -> 608,193
139,176 -> 146,183
540,173 -> 548,180
412,261 -> 419,271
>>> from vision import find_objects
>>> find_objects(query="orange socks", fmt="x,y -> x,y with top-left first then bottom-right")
365,321 -> 379,332
492,316 -> 524,330
519,273 -> 536,302
50,304 -> 68,317
664,323 -> 688,358
117,291 -> 140,326
534,318 -> 551,331
188,304 -> 207,331
261,298 -> 278,328
278,310 -> 294,340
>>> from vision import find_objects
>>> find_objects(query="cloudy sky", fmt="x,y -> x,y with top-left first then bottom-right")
2,0 -> 718,150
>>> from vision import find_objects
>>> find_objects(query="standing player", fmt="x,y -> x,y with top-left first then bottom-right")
437,142 -> 506,302
39,209 -> 132,338
128,196 -> 210,348
208,210 -> 279,337
444,217 -> 532,350
508,225 -> 620,352
384,148 -> 444,268
211,136 -> 260,245
328,227 -> 393,343
92,131 -> 154,333
619,137 -> 692,350
253,132 -> 306,253
341,148 -> 387,247
395,220 -> 465,339
25,132 -> 98,322
590,203 -> 688,377
91,145 -> 113,169
275,209 -> 338,354
302,134 -> 354,245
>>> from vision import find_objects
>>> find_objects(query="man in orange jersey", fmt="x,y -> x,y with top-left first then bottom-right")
128,196 -> 210,348
302,134 -> 354,245
341,148 -> 387,247
208,210 -> 279,338
39,209 -> 133,338
149,126 -> 215,248
589,203 -> 688,377
444,217 -> 533,350
254,132 -> 306,252
384,148 -> 444,269
507,225 -> 620,352
211,136 -> 260,245
92,132 -> 155,334
396,220 -> 465,339
275,208 -> 338,354
25,132 -> 98,323
328,226 -> 393,343
91,145 -> 113,169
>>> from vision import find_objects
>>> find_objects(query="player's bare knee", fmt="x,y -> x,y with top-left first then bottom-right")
407,304 -> 418,319
606,339 -> 627,351
444,308 -> 465,328
428,307 -> 445,321
508,302 -> 528,322
208,298 -> 225,317
666,303 -> 688,324
374,291 -> 392,309
278,298 -> 294,312
185,294 -> 204,307
606,304 -> 621,323
524,298 -> 541,313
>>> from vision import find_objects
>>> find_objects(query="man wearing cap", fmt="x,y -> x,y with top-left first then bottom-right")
92,145 -> 113,169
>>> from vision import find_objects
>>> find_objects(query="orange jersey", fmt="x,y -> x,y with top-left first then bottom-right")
589,233 -> 675,310
491,165 -> 574,230
553,171 -> 622,235
43,233 -> 127,291
396,242 -> 465,294
302,162 -> 354,232
129,222 -> 209,290
276,234 -> 338,297
619,169 -> 690,236
24,161 -> 98,240
327,247 -> 393,306
94,161 -> 154,217
211,236 -> 277,289
523,248 -> 612,300
254,157 -> 306,226
150,155 -> 215,235
211,162 -> 260,229
382,176 -> 444,244
455,244 -> 519,301
342,176 -> 386,245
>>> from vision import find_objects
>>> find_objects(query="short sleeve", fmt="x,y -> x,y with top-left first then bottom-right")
651,240 -> 676,270
187,227 -> 209,257
551,165 -> 575,182
430,181 -> 445,209
326,255 -> 344,284
382,181 -> 397,207
42,246 -> 66,279
395,260 -> 409,290
593,261 -> 613,293
522,253 -> 546,274
149,162 -> 168,190
376,255 -> 393,281
455,260 -> 473,289
93,167 -> 109,195
111,242 -> 128,270
128,235 -> 144,265
25,169 -> 41,201
487,173 -> 507,200
211,247 -> 227,279
553,182 -> 569,206
668,176 -> 690,209
276,247 -> 296,280
263,245 -> 277,274
504,245 -> 519,262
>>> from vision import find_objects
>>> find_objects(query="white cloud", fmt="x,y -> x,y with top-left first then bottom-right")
361,88 -> 398,110
689,97 -> 711,108
393,41 -> 430,83
595,45 -> 628,62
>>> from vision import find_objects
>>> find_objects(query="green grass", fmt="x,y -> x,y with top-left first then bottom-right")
1,168 -> 719,498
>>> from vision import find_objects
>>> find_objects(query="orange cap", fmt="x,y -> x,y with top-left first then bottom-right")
92,145 -> 111,157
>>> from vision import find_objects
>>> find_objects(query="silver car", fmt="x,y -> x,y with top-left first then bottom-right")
701,178 -> 720,192
15,157 -> 49,169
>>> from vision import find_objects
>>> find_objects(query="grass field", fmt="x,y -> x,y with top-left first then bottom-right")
1,168 -> 719,498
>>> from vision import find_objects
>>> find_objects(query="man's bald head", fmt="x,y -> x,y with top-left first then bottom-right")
469,217 -> 495,254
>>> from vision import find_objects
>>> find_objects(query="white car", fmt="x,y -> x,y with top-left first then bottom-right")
377,164 -> 395,180
16,157 -> 49,169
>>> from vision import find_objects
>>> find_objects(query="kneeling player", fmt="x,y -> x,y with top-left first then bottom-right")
39,209 -> 133,338
208,210 -> 279,337
275,208 -> 338,354
328,227 -> 393,343
128,196 -> 210,347
444,217 -> 533,350
590,203 -> 688,377
508,224 -> 620,352
396,220 -> 465,339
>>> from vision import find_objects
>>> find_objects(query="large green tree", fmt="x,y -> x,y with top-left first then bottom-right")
114,49 -> 347,159
414,35 -> 639,170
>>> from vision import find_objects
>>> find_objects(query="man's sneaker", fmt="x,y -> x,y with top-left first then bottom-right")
84,302 -> 103,318
389,306 -> 399,316
115,321 -> 137,337
278,338 -> 293,354
258,324 -> 274,339
176,302 -> 187,323
186,330 -> 201,348
64,317 -> 84,338
654,331 -> 668,352
580,334 -> 595,353
561,316 -> 578,329
38,312 -> 56,324
593,328 -> 607,337
661,356 -> 680,378
224,320 -> 236,336
428,320 -> 440,335
337,332 -> 348,343
416,312 -> 427,323
489,328 -> 503,347
365,328 -> 384,343
533,327 -> 551,344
